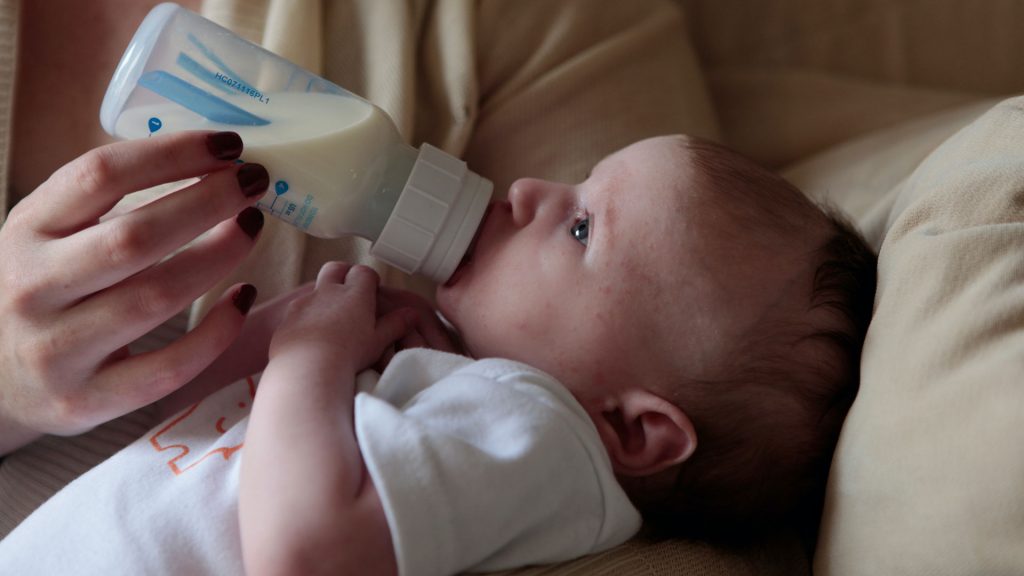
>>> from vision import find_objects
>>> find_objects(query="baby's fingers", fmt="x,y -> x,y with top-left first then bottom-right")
379,289 -> 458,353
398,331 -> 428,351
373,309 -> 417,358
316,261 -> 353,288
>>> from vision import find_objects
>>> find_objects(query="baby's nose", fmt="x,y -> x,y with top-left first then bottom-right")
507,177 -> 551,226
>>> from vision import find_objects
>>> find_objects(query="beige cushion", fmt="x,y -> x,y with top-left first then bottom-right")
678,0 -> 1024,96
672,0 -> 1024,170
708,68 -> 981,170
802,96 -> 1024,574
782,99 -> 998,241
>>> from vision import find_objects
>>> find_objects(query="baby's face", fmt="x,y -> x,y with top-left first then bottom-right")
436,136 -> 807,406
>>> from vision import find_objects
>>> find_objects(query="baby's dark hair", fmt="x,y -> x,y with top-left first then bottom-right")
634,136 -> 877,542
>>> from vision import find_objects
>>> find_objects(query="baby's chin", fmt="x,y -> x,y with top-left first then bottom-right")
434,284 -> 456,322
431,289 -> 472,354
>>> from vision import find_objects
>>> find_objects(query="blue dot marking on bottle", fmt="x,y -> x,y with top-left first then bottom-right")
148,117 -> 163,135
275,180 -> 289,195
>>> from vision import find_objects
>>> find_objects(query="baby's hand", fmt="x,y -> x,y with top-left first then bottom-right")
268,263 -> 414,374
377,286 -> 462,356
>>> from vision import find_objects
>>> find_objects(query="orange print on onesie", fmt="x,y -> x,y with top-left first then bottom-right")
149,375 -> 257,476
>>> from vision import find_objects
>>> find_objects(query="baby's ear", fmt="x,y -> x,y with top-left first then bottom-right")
592,389 -> 697,477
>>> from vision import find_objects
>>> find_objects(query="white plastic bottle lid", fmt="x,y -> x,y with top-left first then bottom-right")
370,144 -> 493,283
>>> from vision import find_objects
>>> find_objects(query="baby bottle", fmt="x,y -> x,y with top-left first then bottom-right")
100,3 -> 492,283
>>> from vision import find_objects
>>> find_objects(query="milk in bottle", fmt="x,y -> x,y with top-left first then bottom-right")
100,3 -> 492,283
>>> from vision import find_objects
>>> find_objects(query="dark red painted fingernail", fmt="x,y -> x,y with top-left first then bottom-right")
233,284 -> 257,315
206,131 -> 243,160
237,163 -> 269,197
236,207 -> 264,239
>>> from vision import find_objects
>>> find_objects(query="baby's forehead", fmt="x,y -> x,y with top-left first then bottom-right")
599,134 -> 824,281
612,217 -> 819,344
605,137 -> 764,219
590,136 -> 832,376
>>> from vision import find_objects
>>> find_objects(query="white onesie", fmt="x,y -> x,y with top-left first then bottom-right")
0,349 -> 641,575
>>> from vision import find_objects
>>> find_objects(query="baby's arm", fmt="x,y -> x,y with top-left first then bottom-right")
240,264 -> 412,576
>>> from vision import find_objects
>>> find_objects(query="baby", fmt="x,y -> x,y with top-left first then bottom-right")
0,135 -> 876,576
430,133 -> 876,538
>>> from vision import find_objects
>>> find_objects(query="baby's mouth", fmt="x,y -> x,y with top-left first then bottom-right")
445,202 -> 494,287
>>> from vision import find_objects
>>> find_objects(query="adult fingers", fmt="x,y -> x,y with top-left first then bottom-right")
50,164 -> 268,302
91,283 -> 258,418
66,209 -> 264,357
25,131 -> 246,236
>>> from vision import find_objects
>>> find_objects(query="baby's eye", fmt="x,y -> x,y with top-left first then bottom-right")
570,216 -> 590,246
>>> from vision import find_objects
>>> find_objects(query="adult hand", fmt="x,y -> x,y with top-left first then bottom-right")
0,131 -> 269,453
156,282 -> 316,420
